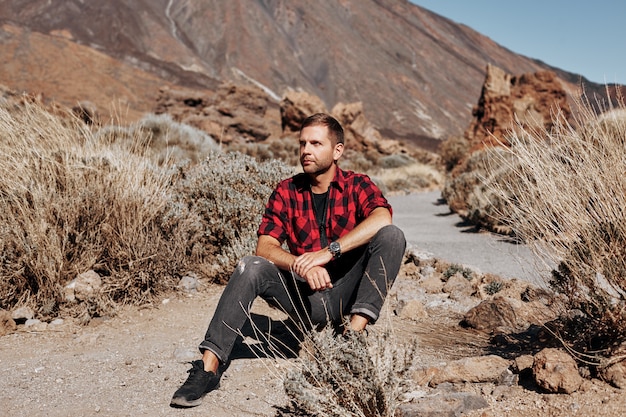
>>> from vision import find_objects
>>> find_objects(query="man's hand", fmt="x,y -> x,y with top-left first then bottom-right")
293,249 -> 334,290
301,265 -> 333,291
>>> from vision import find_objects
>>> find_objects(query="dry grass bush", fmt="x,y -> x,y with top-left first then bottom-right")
95,112 -> 219,165
484,96 -> 626,358
0,102 -> 189,318
442,145 -> 522,233
168,152 -> 295,282
373,162 -> 444,195
229,137 -> 300,167
438,135 -> 470,171
277,326 -> 416,417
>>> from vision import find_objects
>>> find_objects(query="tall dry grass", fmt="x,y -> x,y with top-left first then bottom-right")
485,95 -> 626,355
0,102 -> 190,317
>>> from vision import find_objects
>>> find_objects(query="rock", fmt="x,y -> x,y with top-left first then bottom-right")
532,348 -> 583,394
178,274 -> 199,293
443,64 -> 573,220
73,270 -> 102,301
280,89 -> 327,133
395,299 -> 428,321
465,63 -> 571,152
425,355 -> 512,387
64,280 -> 77,302
0,309 -> 17,336
24,319 -> 48,331
461,295 -> 556,333
419,274 -> 445,294
396,391 -> 488,417
49,318 -> 65,327
442,273 -> 474,300
600,359 -> 626,389
12,306 -> 35,322
155,81 -> 274,144
513,354 -> 535,373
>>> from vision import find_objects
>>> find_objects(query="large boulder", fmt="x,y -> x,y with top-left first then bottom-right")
442,64 -> 572,226
465,63 -> 571,152
280,89 -> 327,133
155,81 -> 275,144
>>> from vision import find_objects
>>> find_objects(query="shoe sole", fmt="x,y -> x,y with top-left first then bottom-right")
170,396 -> 204,408
169,381 -> 220,408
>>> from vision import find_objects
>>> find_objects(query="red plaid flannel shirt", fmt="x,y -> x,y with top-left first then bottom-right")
257,168 -> 392,256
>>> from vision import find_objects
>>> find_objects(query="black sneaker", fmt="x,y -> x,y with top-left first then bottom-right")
170,360 -> 221,408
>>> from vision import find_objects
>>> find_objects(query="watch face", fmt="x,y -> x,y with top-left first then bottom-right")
329,242 -> 340,256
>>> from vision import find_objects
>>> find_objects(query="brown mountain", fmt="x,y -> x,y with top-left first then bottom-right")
0,0 -> 614,149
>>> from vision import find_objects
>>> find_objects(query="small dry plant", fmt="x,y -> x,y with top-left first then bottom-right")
484,93 -> 626,356
277,324 -> 416,417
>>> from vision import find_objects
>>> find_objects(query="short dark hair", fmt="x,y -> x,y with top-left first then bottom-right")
300,113 -> 344,145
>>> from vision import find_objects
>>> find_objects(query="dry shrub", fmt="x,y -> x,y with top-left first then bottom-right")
95,112 -> 219,165
278,326 -> 416,417
484,96 -> 626,356
443,145 -> 528,234
439,135 -> 470,171
0,101 -> 188,317
229,137 -> 300,167
168,151 -> 295,282
373,161 -> 444,194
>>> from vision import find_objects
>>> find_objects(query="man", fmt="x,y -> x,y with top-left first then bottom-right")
171,113 -> 406,408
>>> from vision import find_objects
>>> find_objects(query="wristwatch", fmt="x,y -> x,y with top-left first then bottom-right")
328,241 -> 341,259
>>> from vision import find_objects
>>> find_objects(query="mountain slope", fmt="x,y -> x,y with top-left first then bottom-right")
0,0 -> 611,145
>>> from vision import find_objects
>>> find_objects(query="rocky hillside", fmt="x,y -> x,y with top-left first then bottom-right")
0,0 -> 616,149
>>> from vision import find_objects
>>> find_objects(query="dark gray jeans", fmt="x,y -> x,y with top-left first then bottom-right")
199,224 -> 406,364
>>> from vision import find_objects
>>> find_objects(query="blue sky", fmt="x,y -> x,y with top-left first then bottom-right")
410,1 -> 625,84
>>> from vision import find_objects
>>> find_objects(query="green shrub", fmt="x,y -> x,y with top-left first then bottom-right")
443,264 -> 474,281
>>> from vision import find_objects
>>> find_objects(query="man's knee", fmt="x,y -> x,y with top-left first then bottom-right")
374,224 -> 406,248
231,256 -> 276,282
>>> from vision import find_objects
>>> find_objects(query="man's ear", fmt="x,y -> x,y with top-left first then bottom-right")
333,142 -> 344,161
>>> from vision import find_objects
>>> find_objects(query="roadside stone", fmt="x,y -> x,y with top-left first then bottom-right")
178,273 -> 199,293
0,309 -> 17,336
426,355 -> 512,387
73,270 -> 102,301
49,318 -> 65,327
514,354 -> 535,373
443,273 -> 474,300
533,348 -> 583,394
396,391 -> 488,417
419,274 -> 445,294
395,299 -> 428,321
462,295 -> 555,332
12,305 -> 35,322
600,359 -> 626,389
24,319 -> 48,331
